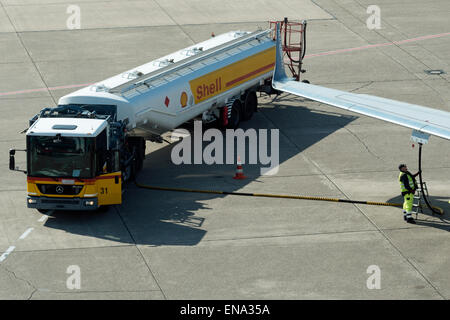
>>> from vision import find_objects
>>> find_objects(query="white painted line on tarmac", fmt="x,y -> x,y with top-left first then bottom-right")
0,246 -> 15,263
38,211 -> 53,223
19,228 -> 34,240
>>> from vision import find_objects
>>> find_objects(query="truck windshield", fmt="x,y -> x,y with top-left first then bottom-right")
28,136 -> 94,178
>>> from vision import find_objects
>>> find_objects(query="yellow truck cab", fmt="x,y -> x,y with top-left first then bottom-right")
12,105 -> 145,212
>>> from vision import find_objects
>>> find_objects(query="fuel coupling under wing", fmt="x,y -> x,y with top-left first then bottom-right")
271,23 -> 450,141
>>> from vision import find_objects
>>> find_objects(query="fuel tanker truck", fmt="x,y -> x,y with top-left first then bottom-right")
9,24 -> 305,212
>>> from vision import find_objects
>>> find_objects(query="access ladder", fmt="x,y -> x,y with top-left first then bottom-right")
412,182 -> 429,218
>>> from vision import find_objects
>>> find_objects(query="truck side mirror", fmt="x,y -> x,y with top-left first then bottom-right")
9,154 -> 15,170
9,149 -> 27,173
9,149 -> 15,171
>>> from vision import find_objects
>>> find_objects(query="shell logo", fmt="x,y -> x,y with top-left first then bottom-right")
180,91 -> 188,108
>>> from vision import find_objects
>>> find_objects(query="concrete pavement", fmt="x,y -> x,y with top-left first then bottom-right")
0,0 -> 449,299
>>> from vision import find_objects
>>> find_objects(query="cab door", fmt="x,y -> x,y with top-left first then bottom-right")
96,172 -> 122,205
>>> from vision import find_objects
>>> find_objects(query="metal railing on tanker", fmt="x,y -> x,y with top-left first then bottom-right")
269,17 -> 308,81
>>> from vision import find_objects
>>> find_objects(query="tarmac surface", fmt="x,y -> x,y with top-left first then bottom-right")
0,0 -> 449,299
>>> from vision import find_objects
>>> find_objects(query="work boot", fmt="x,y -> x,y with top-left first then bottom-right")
405,212 -> 416,224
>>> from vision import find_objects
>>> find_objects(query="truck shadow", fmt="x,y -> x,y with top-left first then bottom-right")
43,98 -> 359,246
386,195 -> 450,231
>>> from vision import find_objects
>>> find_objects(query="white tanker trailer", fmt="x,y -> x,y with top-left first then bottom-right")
9,27 -> 294,212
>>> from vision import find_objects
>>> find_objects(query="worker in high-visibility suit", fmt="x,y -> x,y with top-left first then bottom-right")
398,164 -> 420,224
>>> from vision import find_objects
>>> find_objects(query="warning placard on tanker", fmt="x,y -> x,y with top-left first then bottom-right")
189,47 -> 275,104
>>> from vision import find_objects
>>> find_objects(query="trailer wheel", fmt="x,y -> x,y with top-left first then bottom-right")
227,100 -> 242,129
242,91 -> 257,121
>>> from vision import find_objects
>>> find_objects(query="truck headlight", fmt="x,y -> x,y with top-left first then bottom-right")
85,200 -> 95,206
28,198 -> 37,204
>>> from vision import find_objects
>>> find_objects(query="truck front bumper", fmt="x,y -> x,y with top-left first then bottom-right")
27,196 -> 99,211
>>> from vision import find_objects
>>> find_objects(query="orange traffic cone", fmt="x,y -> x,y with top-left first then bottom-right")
233,156 -> 246,180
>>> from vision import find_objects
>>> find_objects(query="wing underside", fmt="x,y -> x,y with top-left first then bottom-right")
271,24 -> 450,141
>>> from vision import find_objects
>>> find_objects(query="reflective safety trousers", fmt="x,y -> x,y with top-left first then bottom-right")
403,193 -> 414,212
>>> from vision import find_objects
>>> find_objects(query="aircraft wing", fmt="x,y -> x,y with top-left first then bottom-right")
272,24 -> 450,141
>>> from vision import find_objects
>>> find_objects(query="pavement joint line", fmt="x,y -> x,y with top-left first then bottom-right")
0,19 -> 335,35
18,227 -> 34,240
30,289 -> 164,294
344,190 -> 447,299
198,229 -> 382,244
112,205 -> 168,300
344,125 -> 383,160
0,1 -> 58,106
0,83 -> 94,96
381,224 -> 449,232
2,244 -> 136,255
3,76 -> 442,98
0,226 -> 431,254
153,0 -> 196,45
311,0 -> 338,20
325,0 -> 448,96
261,100 -> 447,299
329,0 -> 448,106
352,0 -> 450,73
332,184 -> 446,300
349,81 -> 373,93
0,95 -> 53,101
2,0 -> 146,7
0,31 -> 448,97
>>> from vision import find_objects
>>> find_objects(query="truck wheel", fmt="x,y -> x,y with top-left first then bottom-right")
130,157 -> 137,181
123,158 -> 136,182
243,91 -> 257,121
227,100 -> 242,129
128,137 -> 145,173
137,155 -> 143,172
136,139 -> 145,172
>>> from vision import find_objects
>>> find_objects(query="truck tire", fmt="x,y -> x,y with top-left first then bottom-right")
242,91 -> 257,121
136,138 -> 145,172
130,156 -> 137,181
128,137 -> 145,172
122,155 -> 136,182
227,99 -> 242,129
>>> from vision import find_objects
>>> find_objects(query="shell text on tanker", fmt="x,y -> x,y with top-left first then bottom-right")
196,77 -> 222,100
